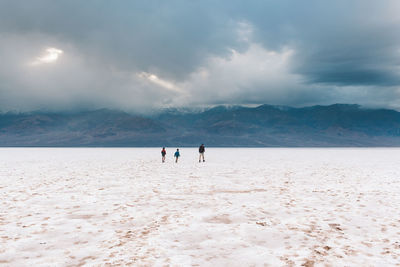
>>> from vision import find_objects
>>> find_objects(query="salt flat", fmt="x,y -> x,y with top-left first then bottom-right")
0,148 -> 400,266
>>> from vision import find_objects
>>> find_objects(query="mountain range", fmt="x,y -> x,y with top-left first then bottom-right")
1,104 -> 400,147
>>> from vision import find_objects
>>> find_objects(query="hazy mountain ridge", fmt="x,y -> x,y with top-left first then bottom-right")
1,104 -> 400,146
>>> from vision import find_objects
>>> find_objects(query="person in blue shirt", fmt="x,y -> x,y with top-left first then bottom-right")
174,149 -> 180,163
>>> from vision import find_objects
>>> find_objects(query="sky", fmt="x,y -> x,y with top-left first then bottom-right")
0,0 -> 400,112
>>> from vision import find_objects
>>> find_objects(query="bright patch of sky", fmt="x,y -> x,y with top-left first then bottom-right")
30,47 -> 63,66
137,72 -> 183,93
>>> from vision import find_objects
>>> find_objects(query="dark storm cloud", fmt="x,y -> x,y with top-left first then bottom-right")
306,69 -> 400,87
227,0 -> 400,87
0,0 -> 242,79
0,0 -> 399,111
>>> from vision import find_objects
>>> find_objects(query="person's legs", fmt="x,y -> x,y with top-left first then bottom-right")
199,152 -> 205,162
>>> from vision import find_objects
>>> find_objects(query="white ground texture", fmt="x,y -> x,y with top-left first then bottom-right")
1,148 -> 400,266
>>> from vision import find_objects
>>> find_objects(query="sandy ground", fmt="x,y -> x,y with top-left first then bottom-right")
0,148 -> 400,266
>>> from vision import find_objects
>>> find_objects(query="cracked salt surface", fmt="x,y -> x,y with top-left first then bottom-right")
1,148 -> 400,266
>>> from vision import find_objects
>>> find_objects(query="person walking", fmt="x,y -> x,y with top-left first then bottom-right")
161,147 -> 167,163
174,148 -> 180,163
199,144 -> 205,162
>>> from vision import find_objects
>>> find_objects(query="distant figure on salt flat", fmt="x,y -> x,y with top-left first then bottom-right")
174,149 -> 180,163
199,144 -> 205,162
161,147 -> 167,163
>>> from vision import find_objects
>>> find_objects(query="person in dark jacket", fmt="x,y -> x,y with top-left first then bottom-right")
161,147 -> 166,163
199,144 -> 205,162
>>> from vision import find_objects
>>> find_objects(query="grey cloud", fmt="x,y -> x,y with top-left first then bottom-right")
0,1 -> 242,79
230,0 -> 400,87
0,0 -> 400,112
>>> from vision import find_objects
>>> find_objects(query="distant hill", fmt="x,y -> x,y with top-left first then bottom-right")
1,104 -> 400,146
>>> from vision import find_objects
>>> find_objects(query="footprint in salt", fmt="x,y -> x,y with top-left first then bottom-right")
329,223 -> 343,231
204,214 -> 232,224
280,256 -> 295,266
285,243 -> 292,250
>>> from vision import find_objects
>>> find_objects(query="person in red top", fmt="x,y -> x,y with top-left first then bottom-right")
161,147 -> 166,163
